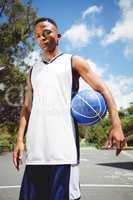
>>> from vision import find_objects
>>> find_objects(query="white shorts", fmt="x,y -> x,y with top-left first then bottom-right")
70,164 -> 80,200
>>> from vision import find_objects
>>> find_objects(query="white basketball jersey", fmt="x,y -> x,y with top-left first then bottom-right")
26,53 -> 79,165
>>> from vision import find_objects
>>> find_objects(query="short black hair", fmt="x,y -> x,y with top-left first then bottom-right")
34,17 -> 58,28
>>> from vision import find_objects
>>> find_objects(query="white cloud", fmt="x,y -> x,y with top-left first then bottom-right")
102,0 -> 133,58
105,75 -> 133,108
63,24 -> 89,49
82,5 -> 103,19
63,24 -> 104,49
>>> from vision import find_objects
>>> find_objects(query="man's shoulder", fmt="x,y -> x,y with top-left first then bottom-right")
26,59 -> 43,74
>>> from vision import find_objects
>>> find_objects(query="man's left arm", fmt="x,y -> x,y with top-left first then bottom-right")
72,56 -> 125,155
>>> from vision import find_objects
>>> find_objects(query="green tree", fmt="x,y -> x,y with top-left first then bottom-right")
127,105 -> 133,115
0,0 -> 37,129
0,126 -> 11,151
78,116 -> 110,148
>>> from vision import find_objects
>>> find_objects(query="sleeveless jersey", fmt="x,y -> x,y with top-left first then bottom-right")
26,53 -> 79,165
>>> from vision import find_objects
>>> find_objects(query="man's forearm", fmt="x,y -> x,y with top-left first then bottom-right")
17,106 -> 30,142
101,86 -> 121,128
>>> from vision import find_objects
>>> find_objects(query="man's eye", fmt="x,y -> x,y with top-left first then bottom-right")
42,30 -> 52,37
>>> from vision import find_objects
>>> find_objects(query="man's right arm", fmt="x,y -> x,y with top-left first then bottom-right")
13,73 -> 33,170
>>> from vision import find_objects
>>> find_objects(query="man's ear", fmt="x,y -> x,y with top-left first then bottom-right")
58,33 -> 61,38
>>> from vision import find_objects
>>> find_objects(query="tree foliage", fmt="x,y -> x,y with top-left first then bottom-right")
0,0 -> 37,65
0,0 -> 37,128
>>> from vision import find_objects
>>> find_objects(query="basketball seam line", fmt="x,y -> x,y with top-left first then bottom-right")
77,94 -> 102,120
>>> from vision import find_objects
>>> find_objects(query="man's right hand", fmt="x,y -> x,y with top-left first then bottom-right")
13,141 -> 24,171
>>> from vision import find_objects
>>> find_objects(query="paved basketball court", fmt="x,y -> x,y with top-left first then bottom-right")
0,148 -> 133,200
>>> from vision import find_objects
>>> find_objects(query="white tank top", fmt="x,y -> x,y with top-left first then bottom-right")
26,53 -> 78,165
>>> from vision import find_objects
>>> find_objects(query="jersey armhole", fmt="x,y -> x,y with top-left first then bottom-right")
71,55 -> 80,164
71,56 -> 80,99
29,66 -> 33,80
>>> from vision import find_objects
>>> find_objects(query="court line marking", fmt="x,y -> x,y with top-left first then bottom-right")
80,158 -> 88,162
0,186 -> 20,189
0,184 -> 133,189
80,184 -> 133,188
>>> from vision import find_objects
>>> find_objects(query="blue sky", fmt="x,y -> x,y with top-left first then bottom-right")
26,0 -> 133,108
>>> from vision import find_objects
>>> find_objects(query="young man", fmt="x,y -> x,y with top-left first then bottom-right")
13,17 -> 125,200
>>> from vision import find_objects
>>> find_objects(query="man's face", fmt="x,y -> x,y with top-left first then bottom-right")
34,21 -> 60,52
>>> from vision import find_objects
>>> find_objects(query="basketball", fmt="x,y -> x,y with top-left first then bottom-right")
71,89 -> 107,125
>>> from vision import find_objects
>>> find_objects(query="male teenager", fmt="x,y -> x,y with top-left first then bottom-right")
13,17 -> 125,200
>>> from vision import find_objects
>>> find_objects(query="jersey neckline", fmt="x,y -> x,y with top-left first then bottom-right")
43,53 -> 63,64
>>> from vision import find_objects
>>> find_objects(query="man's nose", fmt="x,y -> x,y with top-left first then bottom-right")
40,35 -> 46,40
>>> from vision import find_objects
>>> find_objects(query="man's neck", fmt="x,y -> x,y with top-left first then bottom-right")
43,48 -> 60,62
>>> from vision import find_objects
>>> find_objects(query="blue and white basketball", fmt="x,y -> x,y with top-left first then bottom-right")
71,89 -> 107,125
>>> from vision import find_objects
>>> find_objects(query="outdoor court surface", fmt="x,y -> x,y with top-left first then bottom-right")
0,148 -> 133,200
